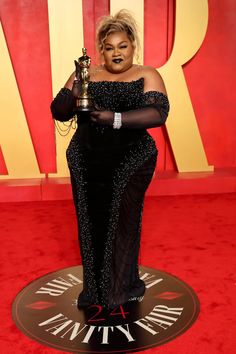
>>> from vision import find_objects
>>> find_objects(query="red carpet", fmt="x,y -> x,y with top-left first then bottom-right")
1,193 -> 236,353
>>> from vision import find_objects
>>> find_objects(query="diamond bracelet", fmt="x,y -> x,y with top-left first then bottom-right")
113,112 -> 122,129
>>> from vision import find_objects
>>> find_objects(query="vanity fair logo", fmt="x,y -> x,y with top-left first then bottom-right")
12,266 -> 200,353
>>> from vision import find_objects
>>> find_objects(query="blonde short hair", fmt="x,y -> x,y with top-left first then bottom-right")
96,9 -> 140,56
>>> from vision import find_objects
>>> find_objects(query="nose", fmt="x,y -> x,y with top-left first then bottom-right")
113,47 -> 120,56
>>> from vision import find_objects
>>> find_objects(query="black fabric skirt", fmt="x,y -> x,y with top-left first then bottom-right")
66,128 -> 157,308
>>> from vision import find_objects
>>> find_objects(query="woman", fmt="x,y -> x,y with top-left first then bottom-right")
50,10 -> 169,309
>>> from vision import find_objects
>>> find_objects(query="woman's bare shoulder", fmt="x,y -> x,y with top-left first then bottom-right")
137,65 -> 167,94
137,65 -> 162,79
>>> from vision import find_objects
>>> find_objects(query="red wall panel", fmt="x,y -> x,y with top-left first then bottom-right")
0,0 -> 55,174
82,0 -> 109,65
183,0 -> 236,168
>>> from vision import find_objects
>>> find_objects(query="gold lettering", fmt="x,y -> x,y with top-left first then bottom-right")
48,0 -> 84,177
0,23 -> 43,179
159,0 -> 213,172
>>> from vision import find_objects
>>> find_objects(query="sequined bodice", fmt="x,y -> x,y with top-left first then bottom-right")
76,78 -> 150,150
76,77 -> 169,150
88,77 -> 145,112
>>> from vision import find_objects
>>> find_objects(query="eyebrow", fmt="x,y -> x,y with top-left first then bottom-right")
104,41 -> 128,46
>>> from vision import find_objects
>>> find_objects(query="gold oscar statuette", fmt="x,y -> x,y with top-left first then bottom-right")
75,48 -> 94,112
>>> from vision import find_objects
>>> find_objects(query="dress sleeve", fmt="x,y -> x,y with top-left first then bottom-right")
121,91 -> 170,129
50,88 -> 77,122
142,91 -> 169,122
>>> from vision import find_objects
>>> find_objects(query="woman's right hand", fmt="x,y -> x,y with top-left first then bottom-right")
72,78 -> 81,97
74,59 -> 81,80
71,60 -> 81,97
64,59 -> 81,95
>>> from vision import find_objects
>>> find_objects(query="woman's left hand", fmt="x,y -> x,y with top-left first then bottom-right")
90,111 -> 114,126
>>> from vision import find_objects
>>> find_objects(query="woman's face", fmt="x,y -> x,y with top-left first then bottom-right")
102,31 -> 135,74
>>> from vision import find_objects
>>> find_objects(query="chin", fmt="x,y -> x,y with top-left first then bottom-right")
105,61 -> 131,73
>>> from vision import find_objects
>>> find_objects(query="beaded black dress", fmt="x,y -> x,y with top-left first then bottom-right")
51,78 -> 169,308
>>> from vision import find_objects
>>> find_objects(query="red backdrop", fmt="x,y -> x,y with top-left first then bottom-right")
0,0 -> 236,176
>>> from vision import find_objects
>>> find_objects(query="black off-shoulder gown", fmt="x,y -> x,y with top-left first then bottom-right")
66,78 -> 166,308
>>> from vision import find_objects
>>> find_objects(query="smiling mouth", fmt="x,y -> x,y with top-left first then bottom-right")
112,58 -> 123,64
